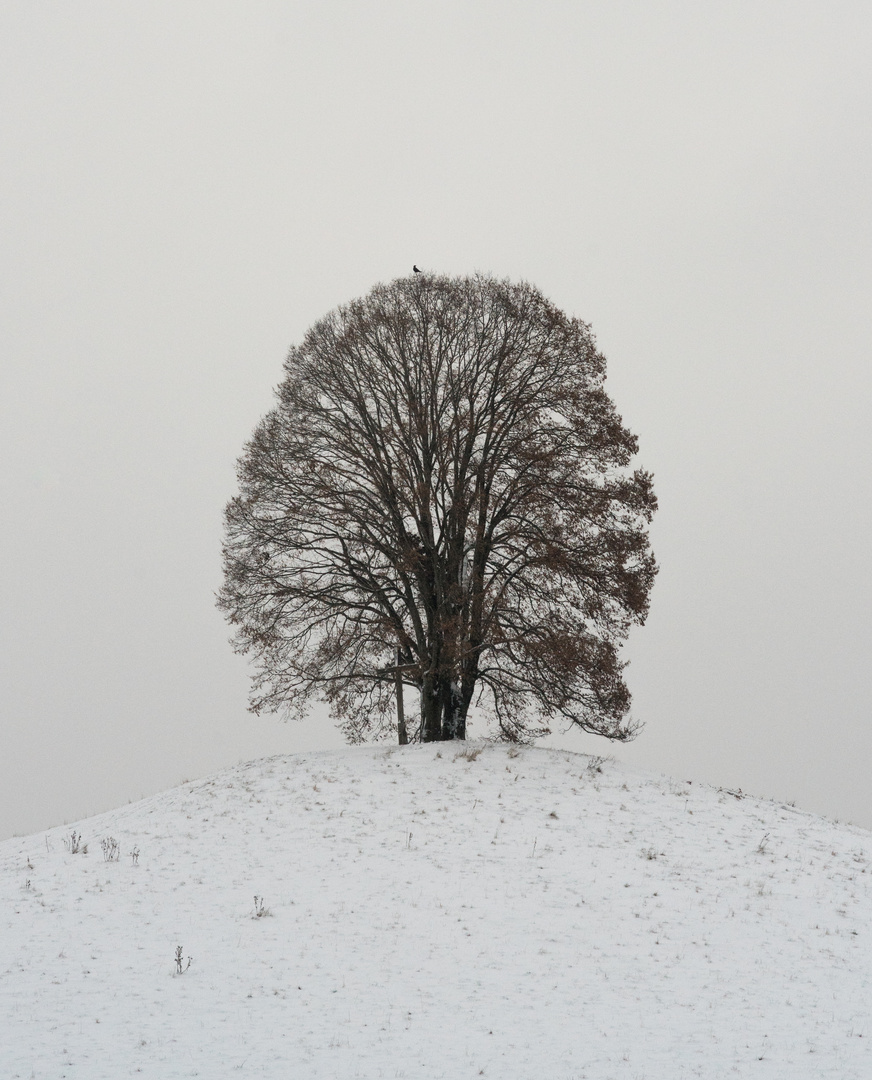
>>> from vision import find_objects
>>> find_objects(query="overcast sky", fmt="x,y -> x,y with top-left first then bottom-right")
2,1 -> 870,841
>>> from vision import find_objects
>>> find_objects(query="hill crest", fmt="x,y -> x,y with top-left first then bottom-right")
3,743 -> 870,1078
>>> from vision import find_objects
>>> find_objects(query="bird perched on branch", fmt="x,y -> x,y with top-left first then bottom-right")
413,264 -> 422,274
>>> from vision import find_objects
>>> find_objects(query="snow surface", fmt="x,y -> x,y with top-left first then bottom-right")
2,743 -> 871,1078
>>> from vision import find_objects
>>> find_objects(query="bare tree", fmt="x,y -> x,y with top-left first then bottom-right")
218,274 -> 657,743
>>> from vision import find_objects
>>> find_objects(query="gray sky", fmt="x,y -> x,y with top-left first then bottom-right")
2,1 -> 870,840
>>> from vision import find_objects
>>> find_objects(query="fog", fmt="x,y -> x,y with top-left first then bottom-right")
2,2 -> 870,839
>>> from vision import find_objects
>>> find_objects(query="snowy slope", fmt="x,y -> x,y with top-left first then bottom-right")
2,743 -> 870,1079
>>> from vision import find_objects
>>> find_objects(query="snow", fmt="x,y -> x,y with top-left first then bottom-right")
2,743 -> 870,1078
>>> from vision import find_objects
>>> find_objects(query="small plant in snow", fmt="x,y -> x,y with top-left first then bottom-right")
586,755 -> 607,775
129,846 -> 140,865
454,745 -> 482,762
63,831 -> 87,855
174,945 -> 192,974
101,837 -> 120,862
756,833 -> 770,854
253,895 -> 271,918
641,848 -> 659,861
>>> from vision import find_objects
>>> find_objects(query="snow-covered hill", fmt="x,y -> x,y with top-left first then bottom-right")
2,744 -> 870,1079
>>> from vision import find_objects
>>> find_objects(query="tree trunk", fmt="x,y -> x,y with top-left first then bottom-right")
395,647 -> 408,745
420,673 -> 442,742
441,680 -> 467,740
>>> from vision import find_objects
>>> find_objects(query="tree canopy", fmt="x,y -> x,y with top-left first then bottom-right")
218,273 -> 657,743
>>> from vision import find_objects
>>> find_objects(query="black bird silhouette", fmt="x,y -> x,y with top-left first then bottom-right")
413,264 -> 422,274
